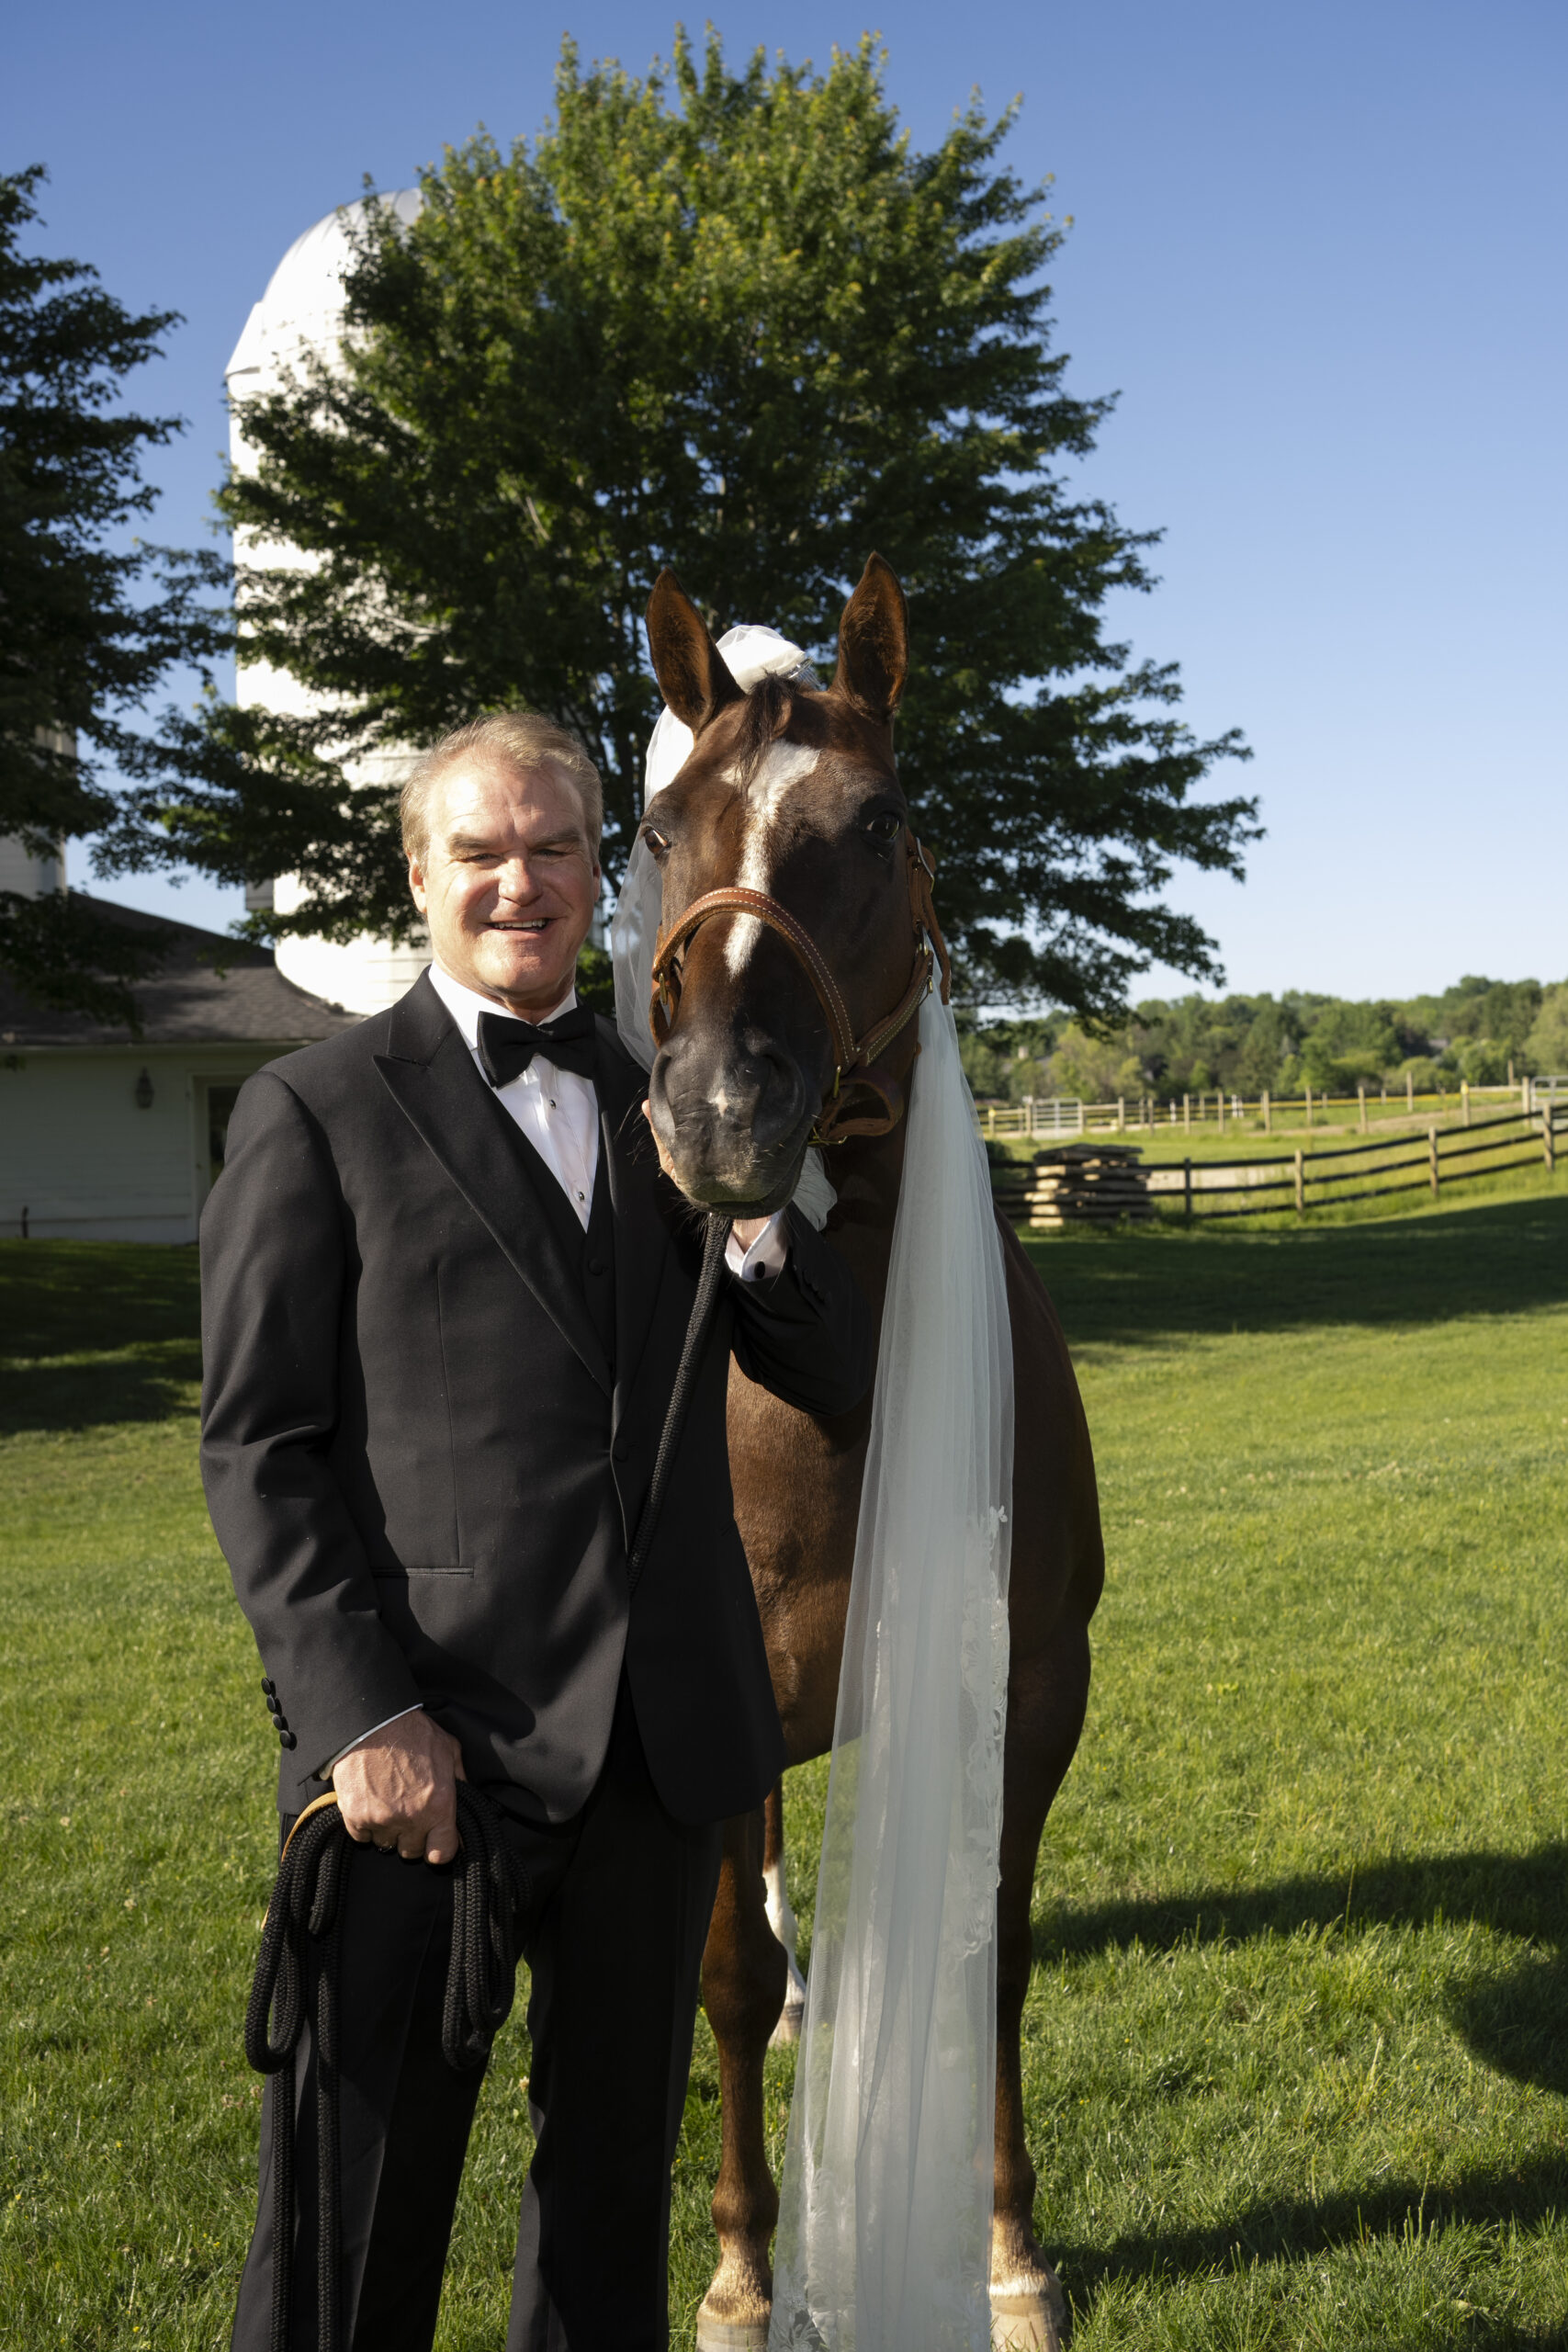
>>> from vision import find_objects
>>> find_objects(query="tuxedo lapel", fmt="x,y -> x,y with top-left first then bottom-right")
593,1021 -> 675,1410
375,973 -> 612,1395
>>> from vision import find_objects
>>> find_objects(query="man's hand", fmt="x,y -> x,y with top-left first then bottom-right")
332,1711 -> 467,1864
639,1102 -> 769,1250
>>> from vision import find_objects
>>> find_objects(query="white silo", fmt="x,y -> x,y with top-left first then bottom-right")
225,194 -> 430,1015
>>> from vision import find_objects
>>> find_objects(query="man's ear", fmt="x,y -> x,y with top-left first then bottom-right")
833,553 -> 908,725
646,571 -> 746,736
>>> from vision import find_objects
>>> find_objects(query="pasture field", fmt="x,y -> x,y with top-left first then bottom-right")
1,1203 -> 1566,2349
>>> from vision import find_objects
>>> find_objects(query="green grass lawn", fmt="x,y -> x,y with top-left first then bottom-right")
2,1206 -> 1566,2348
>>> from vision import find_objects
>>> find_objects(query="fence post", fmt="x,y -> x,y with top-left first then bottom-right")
1429,1125 -> 1439,1195
1218,1089 -> 1226,1132
1359,1084 -> 1368,1132
1183,1092 -> 1190,1135
1461,1080 -> 1471,1128
1546,1108 -> 1557,1174
1116,1096 -> 1125,1133
1294,1148 -> 1304,1214
1262,1089 -> 1271,1134
1184,1157 -> 1192,1222
1305,1083 -> 1313,1129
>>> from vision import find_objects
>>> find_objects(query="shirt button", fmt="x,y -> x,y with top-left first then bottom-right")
587,1258 -> 605,1276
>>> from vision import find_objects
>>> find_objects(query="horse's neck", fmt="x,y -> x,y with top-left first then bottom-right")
821,1119 -> 907,1323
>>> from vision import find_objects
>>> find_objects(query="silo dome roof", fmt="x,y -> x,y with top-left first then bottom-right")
227,188 -> 423,384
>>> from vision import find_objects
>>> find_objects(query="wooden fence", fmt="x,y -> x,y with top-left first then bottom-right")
975,1077 -> 1568,1141
1139,1102 -> 1565,1221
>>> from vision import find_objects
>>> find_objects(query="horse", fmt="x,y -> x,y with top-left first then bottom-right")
639,554 -> 1105,2352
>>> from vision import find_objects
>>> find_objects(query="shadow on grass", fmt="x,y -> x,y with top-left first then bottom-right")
0,1242 -> 202,1434
1036,1841 -> 1568,2097
1054,2147 -> 1568,2323
1023,1193 -> 1568,1350
0,1340 -> 202,1434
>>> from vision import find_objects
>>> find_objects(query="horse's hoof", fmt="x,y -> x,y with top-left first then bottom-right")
990,2271 -> 1066,2352
694,2308 -> 772,2352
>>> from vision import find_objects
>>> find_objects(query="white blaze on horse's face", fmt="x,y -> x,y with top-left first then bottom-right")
724,740 -> 821,977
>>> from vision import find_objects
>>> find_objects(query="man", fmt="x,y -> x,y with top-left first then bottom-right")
200,710 -> 871,2350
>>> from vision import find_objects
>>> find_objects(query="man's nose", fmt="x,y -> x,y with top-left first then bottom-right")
491,856 -> 539,901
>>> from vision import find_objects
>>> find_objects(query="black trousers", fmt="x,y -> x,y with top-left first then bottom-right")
231,1687 -> 725,2352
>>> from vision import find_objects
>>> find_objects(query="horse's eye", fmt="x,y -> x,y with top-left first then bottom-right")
642,826 -> 671,862
863,809 -> 902,845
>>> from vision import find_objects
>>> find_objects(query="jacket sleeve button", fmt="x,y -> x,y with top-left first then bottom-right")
278,1729 -> 298,1750
261,1678 -> 276,1696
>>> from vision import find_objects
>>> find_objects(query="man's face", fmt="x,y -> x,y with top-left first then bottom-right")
409,758 -> 601,1015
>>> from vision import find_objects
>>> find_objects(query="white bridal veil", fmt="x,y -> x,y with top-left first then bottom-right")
612,631 -> 1013,2352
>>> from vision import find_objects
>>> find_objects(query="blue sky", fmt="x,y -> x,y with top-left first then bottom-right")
7,0 -> 1564,1001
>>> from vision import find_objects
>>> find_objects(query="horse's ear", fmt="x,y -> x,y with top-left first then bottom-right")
645,571 -> 746,738
833,553 -> 908,724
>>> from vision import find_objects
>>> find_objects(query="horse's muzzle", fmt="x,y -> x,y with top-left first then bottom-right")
649,1029 -> 814,1212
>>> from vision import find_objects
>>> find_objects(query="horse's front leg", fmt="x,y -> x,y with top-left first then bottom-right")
697,1804 -> 787,2351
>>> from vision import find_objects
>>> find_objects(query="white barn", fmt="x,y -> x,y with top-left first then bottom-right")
0,886 -> 355,1243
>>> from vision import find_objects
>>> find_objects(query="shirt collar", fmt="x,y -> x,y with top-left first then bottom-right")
427,961 -> 579,1051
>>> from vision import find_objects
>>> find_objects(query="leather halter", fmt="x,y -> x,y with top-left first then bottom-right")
649,829 -> 953,1143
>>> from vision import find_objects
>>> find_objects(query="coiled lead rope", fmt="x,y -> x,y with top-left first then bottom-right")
245,1781 -> 527,2352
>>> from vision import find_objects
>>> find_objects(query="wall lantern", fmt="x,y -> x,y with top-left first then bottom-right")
134,1068 -> 154,1110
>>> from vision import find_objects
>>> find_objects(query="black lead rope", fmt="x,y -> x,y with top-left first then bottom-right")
244,1212 -> 731,2346
626,1210 -> 733,1597
245,1781 -> 527,2352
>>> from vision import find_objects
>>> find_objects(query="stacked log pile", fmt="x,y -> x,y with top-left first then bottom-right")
1023,1143 -> 1154,1227
987,1155 -> 1033,1222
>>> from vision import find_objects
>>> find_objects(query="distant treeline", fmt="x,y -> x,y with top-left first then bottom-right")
960,975 -> 1568,1104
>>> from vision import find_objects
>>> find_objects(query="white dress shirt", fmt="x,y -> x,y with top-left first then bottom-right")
325,960 -> 789,1777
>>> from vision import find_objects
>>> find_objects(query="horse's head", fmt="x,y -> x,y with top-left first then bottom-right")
640,554 -> 942,1212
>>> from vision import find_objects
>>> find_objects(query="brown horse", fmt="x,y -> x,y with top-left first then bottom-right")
640,556 -> 1104,2352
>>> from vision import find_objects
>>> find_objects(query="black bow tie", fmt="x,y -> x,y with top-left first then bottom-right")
476,1004 -> 597,1088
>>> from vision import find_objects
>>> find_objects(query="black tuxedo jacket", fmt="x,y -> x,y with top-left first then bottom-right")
198,970 -> 871,1826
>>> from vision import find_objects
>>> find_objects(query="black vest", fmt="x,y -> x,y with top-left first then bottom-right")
480,1078 -> 617,1378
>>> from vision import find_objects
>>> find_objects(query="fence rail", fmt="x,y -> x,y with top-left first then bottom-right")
975,1076 -> 1567,1141
1140,1102 -> 1565,1222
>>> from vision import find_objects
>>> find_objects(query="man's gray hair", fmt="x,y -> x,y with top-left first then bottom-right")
400,712 -> 604,865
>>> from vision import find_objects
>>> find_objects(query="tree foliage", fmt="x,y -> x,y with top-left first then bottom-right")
959,971 -> 1562,1102
0,165 -> 225,1024
120,30 -> 1255,1020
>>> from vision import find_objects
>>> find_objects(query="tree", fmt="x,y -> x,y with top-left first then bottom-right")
1522,982 -> 1568,1076
0,165 -> 226,1025
117,29 -> 1255,1023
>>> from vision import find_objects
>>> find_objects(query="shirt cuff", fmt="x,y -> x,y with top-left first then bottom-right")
321,1703 -> 423,1780
725,1208 -> 791,1284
